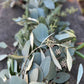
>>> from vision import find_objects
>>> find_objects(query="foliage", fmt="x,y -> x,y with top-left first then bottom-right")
77,64 -> 83,84
0,0 -> 83,84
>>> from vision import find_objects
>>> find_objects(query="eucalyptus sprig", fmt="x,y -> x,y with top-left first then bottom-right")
0,0 -> 83,84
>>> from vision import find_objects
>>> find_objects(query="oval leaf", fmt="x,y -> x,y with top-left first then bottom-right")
0,42 -> 8,49
29,68 -> 39,82
29,63 -> 43,82
43,0 -> 55,9
53,72 -> 70,83
8,76 -> 27,84
40,56 -> 51,78
33,52 -> 41,65
33,23 -> 48,42
0,54 -> 8,61
77,64 -> 83,84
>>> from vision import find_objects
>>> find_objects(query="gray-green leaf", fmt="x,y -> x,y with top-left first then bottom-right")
0,42 -> 8,49
29,8 -> 38,19
43,0 -> 55,9
0,78 -> 5,84
33,52 -> 41,65
33,23 -> 48,42
40,49 -> 45,62
30,32 -> 34,49
0,54 -> 8,61
22,40 -> 30,56
8,76 -> 27,84
77,64 -> 83,84
26,55 -> 34,72
40,56 -> 51,78
53,72 -> 70,83
55,33 -> 70,41
49,47 -> 62,70
29,68 -> 39,82
66,48 -> 73,71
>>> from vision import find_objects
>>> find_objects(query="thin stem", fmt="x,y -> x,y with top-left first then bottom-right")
25,0 -> 29,18
25,0 -> 29,29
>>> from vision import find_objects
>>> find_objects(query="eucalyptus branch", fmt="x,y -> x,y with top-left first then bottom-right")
21,44 -> 47,74
21,42 -> 70,74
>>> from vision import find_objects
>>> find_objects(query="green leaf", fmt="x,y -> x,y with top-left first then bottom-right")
40,49 -> 45,62
14,60 -> 17,73
29,0 -> 39,8
24,73 -> 28,84
29,63 -> 43,82
29,82 -> 45,84
30,32 -> 34,49
38,67 -> 44,82
13,17 -> 24,26
13,17 -> 22,22
13,41 -> 18,47
68,48 -> 75,56
65,30 -> 76,38
33,23 -> 48,42
0,54 -> 8,61
9,59 -> 14,74
55,30 -> 76,41
34,35 -> 41,46
46,61 -> 57,81
49,47 -> 62,70
29,8 -> 38,19
55,33 -> 70,41
29,68 -> 39,82
77,64 -> 83,84
33,52 -> 41,65
38,8 -> 45,17
53,72 -> 70,83
25,55 -> 34,72
40,56 -> 57,80
0,42 -> 8,49
40,56 -> 51,78
0,78 -> 4,84
66,48 -> 73,71
43,0 -> 55,9
22,40 -> 30,56
8,76 -> 27,84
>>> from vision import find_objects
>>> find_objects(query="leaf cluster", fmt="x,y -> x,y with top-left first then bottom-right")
0,0 -> 82,84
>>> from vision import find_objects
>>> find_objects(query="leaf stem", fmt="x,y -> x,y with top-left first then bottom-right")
25,0 -> 29,29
